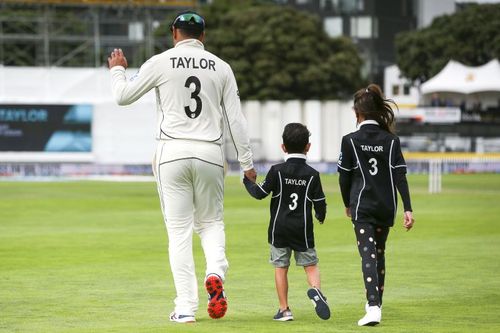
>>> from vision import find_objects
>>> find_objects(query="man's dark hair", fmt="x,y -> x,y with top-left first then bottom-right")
177,26 -> 203,39
170,11 -> 205,39
282,123 -> 310,154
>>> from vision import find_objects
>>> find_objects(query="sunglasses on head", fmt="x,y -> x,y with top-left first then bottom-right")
170,13 -> 205,30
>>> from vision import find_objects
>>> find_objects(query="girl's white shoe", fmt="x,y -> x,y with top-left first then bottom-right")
358,305 -> 381,326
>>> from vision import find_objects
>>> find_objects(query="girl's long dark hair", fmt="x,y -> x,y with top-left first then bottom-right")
353,84 -> 397,134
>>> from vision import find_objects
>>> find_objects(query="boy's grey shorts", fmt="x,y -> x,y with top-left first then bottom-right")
269,245 -> 319,268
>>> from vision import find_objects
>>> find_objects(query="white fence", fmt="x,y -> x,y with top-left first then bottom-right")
229,100 -> 356,163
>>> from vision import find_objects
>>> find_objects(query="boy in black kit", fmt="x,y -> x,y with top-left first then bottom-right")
243,123 -> 330,321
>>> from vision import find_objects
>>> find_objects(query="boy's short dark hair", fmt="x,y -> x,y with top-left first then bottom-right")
282,123 -> 310,154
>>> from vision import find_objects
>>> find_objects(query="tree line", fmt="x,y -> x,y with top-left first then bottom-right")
395,3 -> 500,83
3,1 -> 498,99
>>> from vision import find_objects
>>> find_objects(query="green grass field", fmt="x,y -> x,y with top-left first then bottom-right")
1,174 -> 500,333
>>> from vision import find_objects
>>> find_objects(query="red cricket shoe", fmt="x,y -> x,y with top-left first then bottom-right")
205,273 -> 227,319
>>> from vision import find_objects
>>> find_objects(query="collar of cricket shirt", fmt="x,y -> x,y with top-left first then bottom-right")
357,119 -> 379,129
285,153 -> 307,161
175,39 -> 205,49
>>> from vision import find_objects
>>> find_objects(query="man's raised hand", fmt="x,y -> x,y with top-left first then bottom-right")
108,48 -> 128,69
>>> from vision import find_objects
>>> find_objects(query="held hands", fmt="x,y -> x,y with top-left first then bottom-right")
403,211 -> 415,231
345,207 -> 351,218
244,168 -> 257,183
108,48 -> 128,69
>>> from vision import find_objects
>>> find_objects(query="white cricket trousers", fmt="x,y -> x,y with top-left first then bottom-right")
154,140 -> 228,316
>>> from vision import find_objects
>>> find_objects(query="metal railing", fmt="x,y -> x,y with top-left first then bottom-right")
2,155 -> 500,186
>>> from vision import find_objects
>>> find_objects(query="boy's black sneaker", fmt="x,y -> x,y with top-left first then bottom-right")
307,288 -> 331,320
273,307 -> 294,321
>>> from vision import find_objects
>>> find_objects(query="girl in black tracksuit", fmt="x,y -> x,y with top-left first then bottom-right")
337,84 -> 414,326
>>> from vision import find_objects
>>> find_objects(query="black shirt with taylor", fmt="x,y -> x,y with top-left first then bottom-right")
244,154 -> 326,251
337,120 -> 412,227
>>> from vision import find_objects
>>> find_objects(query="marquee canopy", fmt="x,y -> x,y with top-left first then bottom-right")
421,59 -> 500,95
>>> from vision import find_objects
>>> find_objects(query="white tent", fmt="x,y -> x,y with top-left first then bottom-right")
421,59 -> 500,95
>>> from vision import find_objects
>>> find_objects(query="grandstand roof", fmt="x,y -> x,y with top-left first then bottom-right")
421,59 -> 500,95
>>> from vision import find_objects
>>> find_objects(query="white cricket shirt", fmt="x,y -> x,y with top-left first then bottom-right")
110,39 -> 253,170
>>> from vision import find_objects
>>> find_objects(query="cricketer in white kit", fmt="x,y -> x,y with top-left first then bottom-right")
108,11 -> 256,322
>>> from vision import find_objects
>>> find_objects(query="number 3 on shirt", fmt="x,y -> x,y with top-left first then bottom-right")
368,158 -> 378,175
184,76 -> 202,119
289,193 -> 298,211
